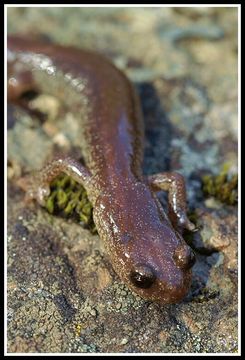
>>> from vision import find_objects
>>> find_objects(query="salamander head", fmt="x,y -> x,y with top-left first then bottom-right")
93,183 -> 195,304
116,237 -> 195,304
126,243 -> 195,304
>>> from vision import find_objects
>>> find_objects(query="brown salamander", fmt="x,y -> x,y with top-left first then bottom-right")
7,35 -> 196,304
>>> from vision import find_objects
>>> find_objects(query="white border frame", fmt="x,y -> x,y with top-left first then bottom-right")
4,4 -> 241,356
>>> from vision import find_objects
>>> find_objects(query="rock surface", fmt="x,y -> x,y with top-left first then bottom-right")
7,7 -> 238,354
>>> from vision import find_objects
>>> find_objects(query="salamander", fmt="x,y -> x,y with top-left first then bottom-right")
7,35 -> 196,304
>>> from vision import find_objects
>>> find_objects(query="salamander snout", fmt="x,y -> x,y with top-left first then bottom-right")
130,264 -> 156,289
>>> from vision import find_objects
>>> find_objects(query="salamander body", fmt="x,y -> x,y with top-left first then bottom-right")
8,35 -> 196,304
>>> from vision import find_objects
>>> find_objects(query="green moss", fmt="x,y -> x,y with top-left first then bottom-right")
44,173 -> 97,234
202,165 -> 238,205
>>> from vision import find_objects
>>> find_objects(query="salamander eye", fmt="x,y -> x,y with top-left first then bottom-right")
173,245 -> 196,270
130,264 -> 156,288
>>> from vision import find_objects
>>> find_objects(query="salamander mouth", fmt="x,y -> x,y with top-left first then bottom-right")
129,264 -> 156,289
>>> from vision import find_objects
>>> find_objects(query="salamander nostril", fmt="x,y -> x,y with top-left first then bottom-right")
130,264 -> 156,289
173,245 -> 196,270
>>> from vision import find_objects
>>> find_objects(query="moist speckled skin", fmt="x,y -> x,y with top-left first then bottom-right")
8,35 -> 195,304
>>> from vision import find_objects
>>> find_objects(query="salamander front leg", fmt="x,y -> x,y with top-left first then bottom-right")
147,172 -> 196,232
17,157 -> 92,206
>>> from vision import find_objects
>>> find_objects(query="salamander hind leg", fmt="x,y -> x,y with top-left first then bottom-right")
17,157 -> 92,206
147,172 -> 197,232
8,64 -> 36,102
